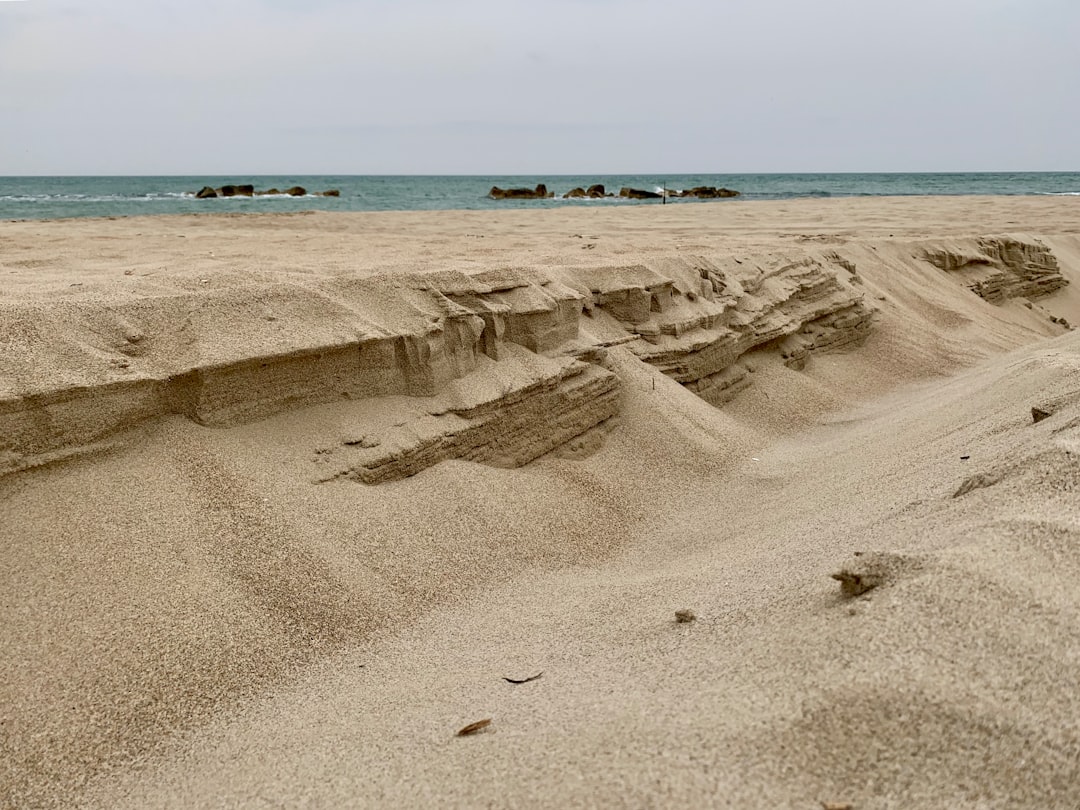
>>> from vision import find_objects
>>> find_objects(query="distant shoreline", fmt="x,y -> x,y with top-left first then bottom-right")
3,192 -> 1078,226
1,172 -> 1078,221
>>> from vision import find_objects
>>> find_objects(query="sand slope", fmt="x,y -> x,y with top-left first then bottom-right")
87,337 -> 1080,809
1,197 -> 1078,808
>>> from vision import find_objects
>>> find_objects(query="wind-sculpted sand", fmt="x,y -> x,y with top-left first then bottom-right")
1,196 -> 1079,808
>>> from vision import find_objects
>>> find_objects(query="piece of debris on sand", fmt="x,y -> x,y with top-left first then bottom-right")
831,551 -> 922,598
456,719 -> 492,737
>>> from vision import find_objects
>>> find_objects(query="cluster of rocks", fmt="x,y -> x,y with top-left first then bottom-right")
193,185 -> 341,199
488,184 -> 555,200
676,186 -> 740,199
620,186 -> 741,200
563,184 -> 614,199
488,183 -> 740,201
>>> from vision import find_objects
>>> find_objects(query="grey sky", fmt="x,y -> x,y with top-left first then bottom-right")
1,0 -> 1077,174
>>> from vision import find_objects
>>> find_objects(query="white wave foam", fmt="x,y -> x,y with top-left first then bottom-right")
0,191 -> 299,203
0,193 -> 186,203
180,193 -> 323,200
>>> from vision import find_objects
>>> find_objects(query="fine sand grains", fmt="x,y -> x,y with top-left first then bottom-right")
2,197 -> 1079,809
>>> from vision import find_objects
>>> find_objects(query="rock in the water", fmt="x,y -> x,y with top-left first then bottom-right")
560,184 -> 609,199
195,185 -> 334,198
489,184 -> 553,200
218,184 -> 255,197
619,187 -> 662,199
680,186 -> 740,199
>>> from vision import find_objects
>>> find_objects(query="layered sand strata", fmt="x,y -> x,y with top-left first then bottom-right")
2,203 -> 1072,481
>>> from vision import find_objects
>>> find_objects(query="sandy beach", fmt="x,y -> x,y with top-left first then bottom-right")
2,196 -> 1079,808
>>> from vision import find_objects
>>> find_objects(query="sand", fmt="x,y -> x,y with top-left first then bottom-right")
1,196 -> 1079,808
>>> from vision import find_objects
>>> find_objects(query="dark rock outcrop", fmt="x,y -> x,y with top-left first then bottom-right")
619,187 -> 662,199
563,184 -> 611,199
193,185 -> 337,199
219,184 -> 255,197
680,186 -> 740,199
489,184 -> 554,200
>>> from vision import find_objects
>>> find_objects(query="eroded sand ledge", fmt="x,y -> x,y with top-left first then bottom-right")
0,209 -> 1070,480
2,197 -> 1080,808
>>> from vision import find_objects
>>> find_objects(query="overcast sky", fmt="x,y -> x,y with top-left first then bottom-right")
1,0 -> 1077,175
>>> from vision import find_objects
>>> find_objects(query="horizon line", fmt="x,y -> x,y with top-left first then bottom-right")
1,170 -> 1077,179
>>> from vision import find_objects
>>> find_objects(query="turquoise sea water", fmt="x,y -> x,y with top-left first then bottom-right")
1,173 -> 1078,220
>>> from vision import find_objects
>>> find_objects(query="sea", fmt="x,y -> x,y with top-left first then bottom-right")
1,173 -> 1078,221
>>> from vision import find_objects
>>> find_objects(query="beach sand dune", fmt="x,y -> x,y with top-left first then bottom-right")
1,197 -> 1078,808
